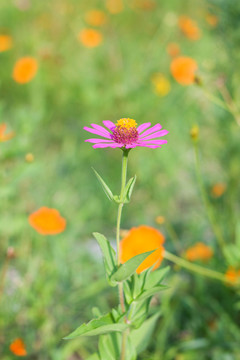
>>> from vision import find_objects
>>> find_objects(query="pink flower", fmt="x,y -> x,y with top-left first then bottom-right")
84,118 -> 168,149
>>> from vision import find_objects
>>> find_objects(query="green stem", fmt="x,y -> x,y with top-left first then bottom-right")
164,250 -> 228,284
116,149 -> 129,360
193,142 -> 226,252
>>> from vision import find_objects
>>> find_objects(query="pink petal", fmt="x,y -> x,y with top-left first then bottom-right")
139,124 -> 162,138
102,120 -> 115,131
138,144 -> 162,148
92,143 -> 122,148
91,124 -> 112,137
86,139 -> 115,143
84,127 -> 111,139
125,144 -> 138,149
139,130 -> 169,140
137,122 -> 151,133
138,139 -> 168,145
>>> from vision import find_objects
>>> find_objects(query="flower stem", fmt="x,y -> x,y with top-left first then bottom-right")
193,142 -> 226,252
116,149 -> 129,360
164,250 -> 228,284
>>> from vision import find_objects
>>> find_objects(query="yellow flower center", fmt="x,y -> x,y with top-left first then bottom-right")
116,118 -> 137,129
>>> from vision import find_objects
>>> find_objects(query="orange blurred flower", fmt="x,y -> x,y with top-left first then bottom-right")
78,29 -> 103,48
85,10 -> 107,27
211,183 -> 226,198
12,57 -> 38,84
9,338 -> 27,356
0,35 -> 12,52
166,42 -> 180,58
185,242 -> 213,262
0,123 -> 15,142
120,225 -> 165,274
178,16 -> 201,40
105,0 -> 124,14
170,56 -> 198,85
206,14 -> 218,27
225,267 -> 240,285
131,0 -> 156,11
29,207 -> 66,235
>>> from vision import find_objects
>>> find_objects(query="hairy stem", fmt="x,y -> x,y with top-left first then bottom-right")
116,149 -> 129,360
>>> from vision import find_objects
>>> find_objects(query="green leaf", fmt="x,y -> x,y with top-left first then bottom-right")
143,266 -> 169,290
130,311 -> 161,354
92,168 -> 114,201
63,312 -> 128,339
111,250 -> 155,282
136,285 -> 168,302
123,175 -> 137,203
99,333 -> 136,360
93,232 -> 117,286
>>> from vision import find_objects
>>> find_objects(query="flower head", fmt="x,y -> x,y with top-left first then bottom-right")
84,118 -> 168,149
78,28 -> 103,47
185,242 -> 213,262
211,183 -> 226,198
120,225 -> 165,274
0,35 -> 12,52
178,16 -> 201,40
171,56 -> 198,85
166,42 -> 180,58
0,123 -> 15,142
225,267 -> 240,285
10,338 -> 27,356
85,10 -> 107,26
29,207 -> 66,235
12,57 -> 38,84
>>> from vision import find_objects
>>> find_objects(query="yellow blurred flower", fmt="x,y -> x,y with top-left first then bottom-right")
0,35 -> 12,52
190,125 -> 199,140
185,242 -> 213,262
211,183 -> 226,198
78,29 -> 103,48
155,216 -> 166,225
151,73 -> 171,97
85,10 -> 107,27
25,153 -> 34,163
105,0 -> 124,14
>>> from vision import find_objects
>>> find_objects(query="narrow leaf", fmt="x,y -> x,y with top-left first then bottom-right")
136,285 -> 168,302
130,312 -> 161,354
92,168 -> 114,201
144,266 -> 169,290
63,313 -> 128,339
111,250 -> 155,282
93,232 -> 117,285
123,175 -> 137,203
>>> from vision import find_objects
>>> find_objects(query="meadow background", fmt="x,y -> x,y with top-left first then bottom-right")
1,0 -> 240,359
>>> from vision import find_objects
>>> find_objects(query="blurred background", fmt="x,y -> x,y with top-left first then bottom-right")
0,0 -> 240,359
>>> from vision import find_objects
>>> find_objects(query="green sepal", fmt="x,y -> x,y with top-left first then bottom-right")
63,311 -> 128,339
93,232 -> 117,286
130,311 -> 161,354
92,168 -> 114,201
111,250 -> 155,283
123,175 -> 137,203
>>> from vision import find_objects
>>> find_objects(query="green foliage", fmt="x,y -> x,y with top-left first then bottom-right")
111,250 -> 155,282
123,175 -> 137,203
64,311 -> 128,339
93,232 -> 117,286
92,168 -> 115,202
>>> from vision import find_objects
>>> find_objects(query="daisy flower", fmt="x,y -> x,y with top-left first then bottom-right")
84,118 -> 168,149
